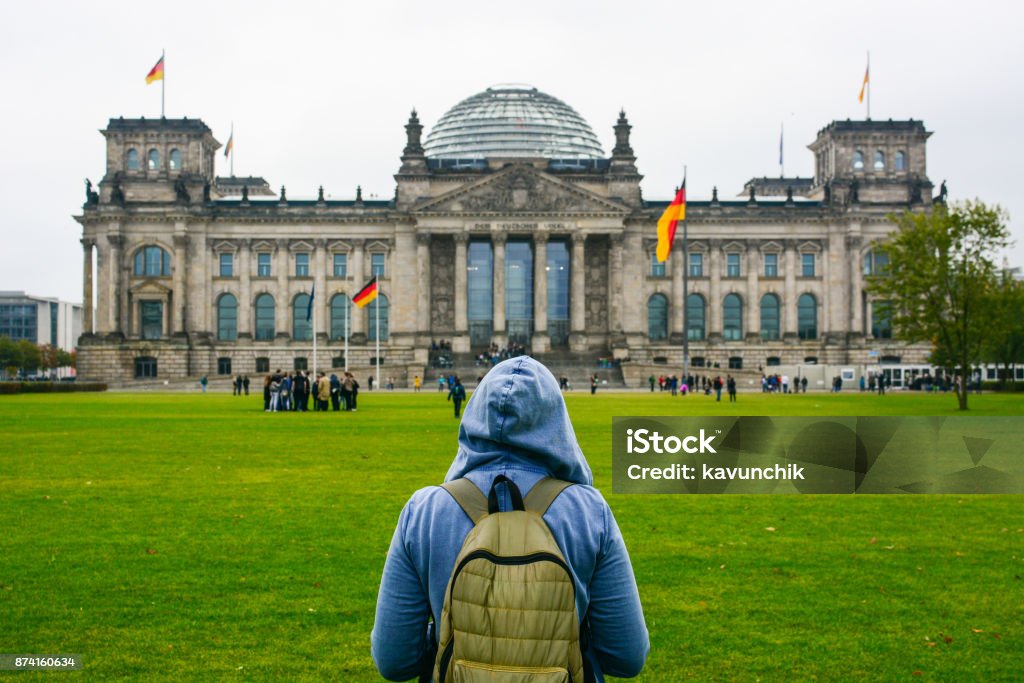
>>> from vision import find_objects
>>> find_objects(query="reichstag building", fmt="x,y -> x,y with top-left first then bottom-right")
75,84 -> 934,384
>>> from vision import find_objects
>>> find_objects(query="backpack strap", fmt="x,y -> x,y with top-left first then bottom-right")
440,478 -> 488,524
523,477 -> 574,515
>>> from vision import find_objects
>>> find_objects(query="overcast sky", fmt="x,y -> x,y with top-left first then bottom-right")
2,0 -> 1022,303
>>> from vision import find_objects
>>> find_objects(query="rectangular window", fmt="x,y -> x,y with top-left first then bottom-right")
255,357 -> 270,373
689,253 -> 703,277
134,356 -> 158,378
219,253 -> 233,277
801,253 -> 815,277
0,303 -> 38,341
50,302 -> 58,346
140,301 -> 163,340
650,253 -> 666,278
295,253 -> 310,277
217,357 -> 232,375
333,253 -> 347,277
257,253 -> 271,277
726,253 -> 741,277
764,253 -> 778,277
371,253 -> 385,277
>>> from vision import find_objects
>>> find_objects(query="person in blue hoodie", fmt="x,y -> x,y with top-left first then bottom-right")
372,356 -> 649,681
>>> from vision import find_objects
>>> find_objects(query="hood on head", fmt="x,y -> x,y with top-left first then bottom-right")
444,356 -> 593,485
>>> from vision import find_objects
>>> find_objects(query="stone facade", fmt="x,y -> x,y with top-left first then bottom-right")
75,106 -> 936,384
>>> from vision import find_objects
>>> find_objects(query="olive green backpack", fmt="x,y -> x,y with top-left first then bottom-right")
433,475 -> 591,683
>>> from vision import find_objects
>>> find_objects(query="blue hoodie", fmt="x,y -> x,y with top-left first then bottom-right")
371,356 -> 649,681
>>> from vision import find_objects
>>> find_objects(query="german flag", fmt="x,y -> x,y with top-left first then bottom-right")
353,276 -> 378,308
656,181 -> 686,262
146,55 -> 164,85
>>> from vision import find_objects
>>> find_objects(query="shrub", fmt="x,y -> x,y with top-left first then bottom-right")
0,382 -> 108,395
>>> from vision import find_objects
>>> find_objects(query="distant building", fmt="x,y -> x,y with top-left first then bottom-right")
0,291 -> 82,351
75,86 -> 938,383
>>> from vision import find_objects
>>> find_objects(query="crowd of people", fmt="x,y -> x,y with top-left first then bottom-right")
645,374 -> 738,401
476,341 -> 528,367
261,369 -> 362,412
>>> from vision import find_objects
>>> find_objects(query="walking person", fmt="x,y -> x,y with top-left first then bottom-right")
348,372 -> 360,411
727,375 -> 737,403
371,357 -> 649,681
591,374 -> 598,395
414,375 -> 422,392
368,375 -> 374,391
447,376 -> 467,418
714,375 -> 723,402
200,375 -> 208,394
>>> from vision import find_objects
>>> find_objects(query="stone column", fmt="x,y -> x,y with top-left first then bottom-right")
454,234 -> 468,333
532,231 -> 549,352
315,239 -> 328,339
671,245 -> 684,337
238,240 -> 252,338
275,239 -> 289,337
81,238 -> 94,335
416,232 -> 431,336
827,227 -> 848,341
783,239 -> 798,340
848,236 -> 864,337
172,232 -> 188,335
608,233 -> 624,334
708,239 -> 722,342
108,233 -> 124,336
570,232 -> 586,333
745,239 -> 760,340
351,239 -> 365,336
821,237 -> 832,339
492,233 -> 506,337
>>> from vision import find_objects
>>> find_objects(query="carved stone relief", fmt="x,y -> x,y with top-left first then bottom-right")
430,236 -> 455,331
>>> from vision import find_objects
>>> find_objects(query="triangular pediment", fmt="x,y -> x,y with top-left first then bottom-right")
129,280 -> 172,295
414,165 -> 629,215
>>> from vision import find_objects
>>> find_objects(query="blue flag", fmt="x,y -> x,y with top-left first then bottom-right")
306,284 -> 315,322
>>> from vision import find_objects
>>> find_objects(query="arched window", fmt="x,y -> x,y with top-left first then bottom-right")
686,293 -> 705,341
126,148 -> 140,170
895,150 -> 907,171
169,149 -> 182,171
723,293 -> 743,341
133,246 -> 171,276
147,148 -> 160,170
368,294 -> 389,341
798,293 -> 818,340
293,293 -> 312,341
760,293 -> 780,341
874,150 -> 885,171
254,294 -> 275,341
217,294 -> 237,341
330,294 -> 351,340
647,293 -> 668,341
852,150 -> 864,170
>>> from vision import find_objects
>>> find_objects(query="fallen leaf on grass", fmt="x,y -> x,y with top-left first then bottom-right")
884,545 -> 895,550
146,548 -> 157,555
926,642 -> 936,648
993,633 -> 1001,640
972,629 -> 984,633
869,537 -> 877,544
313,582 -> 322,589
765,527 -> 776,532
912,671 -> 923,676
943,636 -> 953,644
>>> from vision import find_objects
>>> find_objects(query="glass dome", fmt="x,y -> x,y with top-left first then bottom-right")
423,84 -> 605,160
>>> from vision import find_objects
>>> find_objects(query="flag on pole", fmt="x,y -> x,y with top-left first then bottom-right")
224,129 -> 234,159
656,181 -> 686,262
353,277 -> 378,308
145,55 -> 165,84
858,61 -> 870,103
305,284 -> 315,322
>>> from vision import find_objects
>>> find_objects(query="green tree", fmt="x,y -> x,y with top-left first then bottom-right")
0,335 -> 16,378
982,269 -> 1024,386
868,201 -> 1011,410
16,340 -> 41,375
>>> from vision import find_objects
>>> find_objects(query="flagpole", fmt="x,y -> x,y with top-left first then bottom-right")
779,123 -> 784,177
161,49 -> 165,118
230,122 -> 234,176
344,299 -> 349,372
375,286 -> 381,391
866,50 -> 871,120
681,166 -> 689,390
312,285 -> 317,379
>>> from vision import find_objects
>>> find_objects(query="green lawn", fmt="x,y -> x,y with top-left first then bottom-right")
0,390 -> 1021,681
